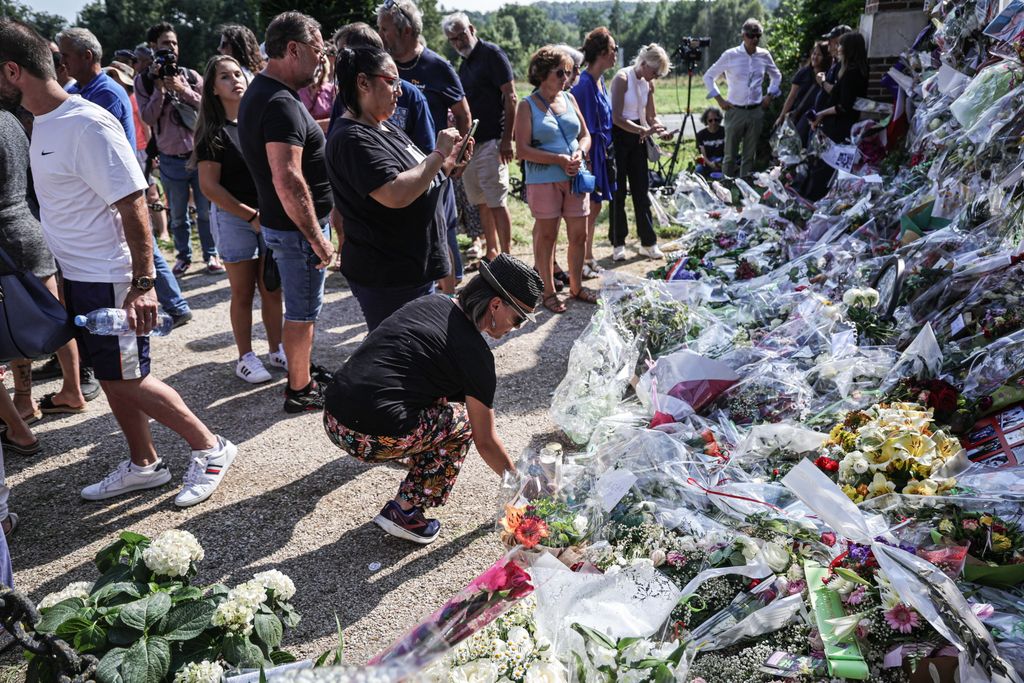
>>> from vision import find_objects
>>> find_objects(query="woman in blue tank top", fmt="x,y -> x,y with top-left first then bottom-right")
513,46 -> 596,314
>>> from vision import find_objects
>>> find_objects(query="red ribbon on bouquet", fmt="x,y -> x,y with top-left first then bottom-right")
685,477 -> 783,512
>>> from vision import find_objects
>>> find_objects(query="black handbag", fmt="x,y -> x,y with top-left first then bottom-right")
262,247 -> 281,292
0,246 -> 73,362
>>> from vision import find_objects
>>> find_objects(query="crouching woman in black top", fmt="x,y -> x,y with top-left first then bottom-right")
323,254 -> 543,544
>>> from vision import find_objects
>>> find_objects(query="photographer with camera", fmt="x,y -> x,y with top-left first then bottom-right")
135,21 -> 222,276
702,18 -> 781,178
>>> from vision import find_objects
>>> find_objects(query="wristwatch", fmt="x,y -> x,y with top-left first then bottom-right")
131,275 -> 156,291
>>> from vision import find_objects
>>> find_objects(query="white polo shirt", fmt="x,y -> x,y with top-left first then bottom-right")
703,44 -> 783,107
30,96 -> 148,284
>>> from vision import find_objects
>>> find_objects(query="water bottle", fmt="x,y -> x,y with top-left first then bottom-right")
74,308 -> 174,337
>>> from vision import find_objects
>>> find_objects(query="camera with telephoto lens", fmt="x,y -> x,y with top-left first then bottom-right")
673,37 -> 711,69
153,48 -> 182,78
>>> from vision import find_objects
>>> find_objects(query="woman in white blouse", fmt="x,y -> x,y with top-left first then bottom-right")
609,43 -> 672,262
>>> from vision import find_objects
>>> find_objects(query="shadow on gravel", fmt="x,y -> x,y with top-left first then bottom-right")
258,520 -> 494,648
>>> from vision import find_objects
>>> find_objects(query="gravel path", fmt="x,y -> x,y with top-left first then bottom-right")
8,241 -> 652,665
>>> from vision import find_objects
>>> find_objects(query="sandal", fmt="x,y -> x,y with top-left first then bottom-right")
0,432 -> 39,456
542,294 -> 566,314
39,393 -> 87,415
570,286 -> 600,304
2,513 -> 18,538
19,408 -> 43,425
553,269 -> 570,287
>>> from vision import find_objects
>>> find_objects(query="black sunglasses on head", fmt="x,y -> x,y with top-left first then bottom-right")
383,0 -> 416,29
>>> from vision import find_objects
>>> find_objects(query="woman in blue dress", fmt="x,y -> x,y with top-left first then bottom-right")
571,27 -> 618,278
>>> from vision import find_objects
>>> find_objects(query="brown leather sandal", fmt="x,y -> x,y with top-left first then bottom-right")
570,286 -> 600,304
543,294 -> 566,314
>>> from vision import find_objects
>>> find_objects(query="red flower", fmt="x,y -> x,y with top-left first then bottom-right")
814,456 -> 839,473
474,560 -> 534,599
821,532 -> 837,547
514,517 -> 549,549
650,411 -> 676,428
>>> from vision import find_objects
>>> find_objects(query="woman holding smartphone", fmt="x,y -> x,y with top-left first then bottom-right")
326,46 -> 471,331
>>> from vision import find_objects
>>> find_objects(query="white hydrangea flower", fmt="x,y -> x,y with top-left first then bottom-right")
228,580 -> 268,609
173,660 -> 224,683
142,530 -> 204,578
211,597 -> 256,636
38,581 -> 93,610
252,569 -> 296,601
619,666 -> 652,683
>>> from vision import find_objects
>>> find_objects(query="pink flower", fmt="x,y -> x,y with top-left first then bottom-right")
884,603 -> 920,634
786,580 -> 806,595
820,532 -> 837,547
843,586 -> 867,606
855,619 -> 870,640
666,551 -> 687,567
962,519 -> 979,530
972,603 -> 995,620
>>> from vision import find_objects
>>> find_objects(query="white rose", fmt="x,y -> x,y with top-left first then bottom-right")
737,537 -> 759,562
762,541 -> 791,573
787,563 -> 804,581
649,549 -> 666,566
450,659 -> 500,683
524,660 -> 568,683
573,515 -> 589,537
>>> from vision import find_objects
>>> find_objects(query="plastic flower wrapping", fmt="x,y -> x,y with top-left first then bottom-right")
279,4 -> 1024,680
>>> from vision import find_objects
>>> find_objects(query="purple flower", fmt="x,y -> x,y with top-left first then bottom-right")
848,543 -> 871,565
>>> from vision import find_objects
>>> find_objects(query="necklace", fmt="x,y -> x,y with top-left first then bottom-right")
397,47 -> 423,71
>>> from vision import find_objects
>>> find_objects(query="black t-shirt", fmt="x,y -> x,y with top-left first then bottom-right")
396,48 -> 464,137
194,122 -> 259,207
695,126 -> 725,159
458,40 -> 514,143
237,73 -> 332,231
325,117 -> 449,287
791,66 -> 814,113
325,295 -> 496,436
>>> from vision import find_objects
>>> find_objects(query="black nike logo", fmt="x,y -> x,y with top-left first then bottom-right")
41,151 -> 55,155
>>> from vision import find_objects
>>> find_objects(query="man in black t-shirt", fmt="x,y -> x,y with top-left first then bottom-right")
377,0 -> 470,293
238,11 -> 334,413
444,12 -> 516,262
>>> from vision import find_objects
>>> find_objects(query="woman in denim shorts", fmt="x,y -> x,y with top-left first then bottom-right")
192,56 -> 284,384
514,46 -> 597,315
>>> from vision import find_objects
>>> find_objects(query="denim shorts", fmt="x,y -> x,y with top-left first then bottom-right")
210,204 -> 263,263
261,221 -> 330,323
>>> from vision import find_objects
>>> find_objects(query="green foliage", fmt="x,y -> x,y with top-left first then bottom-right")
31,531 -> 301,682
767,0 -> 863,79
77,0 -> 258,72
3,1 -> 68,40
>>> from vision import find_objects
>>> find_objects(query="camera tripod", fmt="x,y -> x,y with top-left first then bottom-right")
654,62 -> 701,186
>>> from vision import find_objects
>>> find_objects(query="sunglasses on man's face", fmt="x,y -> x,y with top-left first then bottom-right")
745,32 -> 762,39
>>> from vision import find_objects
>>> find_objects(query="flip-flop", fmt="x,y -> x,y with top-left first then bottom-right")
2,513 -> 18,538
18,408 -> 43,425
38,393 -> 87,415
1,432 -> 41,456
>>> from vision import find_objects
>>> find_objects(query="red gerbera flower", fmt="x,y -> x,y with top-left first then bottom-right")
514,516 -> 549,549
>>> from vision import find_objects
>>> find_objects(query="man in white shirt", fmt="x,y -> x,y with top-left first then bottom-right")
703,18 -> 782,178
0,18 -> 236,508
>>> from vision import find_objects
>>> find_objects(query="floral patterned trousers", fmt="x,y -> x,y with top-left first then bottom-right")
323,401 -> 473,509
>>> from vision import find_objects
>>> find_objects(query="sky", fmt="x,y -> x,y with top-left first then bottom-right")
34,0 -> 545,22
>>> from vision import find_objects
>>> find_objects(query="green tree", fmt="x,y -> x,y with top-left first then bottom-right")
767,0 -> 862,78
575,7 -> 606,42
257,0 -> 376,37
608,0 -> 623,37
2,0 -> 69,40
495,4 -> 557,52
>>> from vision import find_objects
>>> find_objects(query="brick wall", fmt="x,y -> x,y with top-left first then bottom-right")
865,0 -> 926,14
867,56 -> 900,101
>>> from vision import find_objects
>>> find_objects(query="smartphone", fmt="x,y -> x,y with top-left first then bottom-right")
455,119 -> 479,166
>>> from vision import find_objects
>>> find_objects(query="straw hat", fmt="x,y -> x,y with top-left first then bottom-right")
104,61 -> 135,89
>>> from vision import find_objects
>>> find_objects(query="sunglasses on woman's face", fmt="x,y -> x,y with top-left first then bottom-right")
553,68 -> 571,79
706,117 -> 721,123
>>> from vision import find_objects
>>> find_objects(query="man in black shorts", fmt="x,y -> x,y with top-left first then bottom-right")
0,18 -> 236,508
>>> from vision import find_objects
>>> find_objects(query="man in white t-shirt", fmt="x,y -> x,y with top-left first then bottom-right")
0,18 -> 236,508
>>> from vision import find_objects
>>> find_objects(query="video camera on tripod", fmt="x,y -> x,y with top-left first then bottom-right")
672,37 -> 711,73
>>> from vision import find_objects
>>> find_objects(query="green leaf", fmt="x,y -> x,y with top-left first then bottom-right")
204,583 -> 230,600
92,581 -> 143,606
223,634 -> 265,668
279,601 -> 301,628
95,648 -> 127,683
616,636 -> 642,653
834,567 -> 873,587
159,600 -> 216,641
35,600 -> 84,633
75,621 -> 108,653
107,625 -> 143,646
93,565 -> 133,596
269,650 -> 297,665
119,592 -> 172,632
170,586 -> 204,603
120,531 -> 148,545
571,622 -> 616,650
120,636 -> 170,683
253,613 -> 283,651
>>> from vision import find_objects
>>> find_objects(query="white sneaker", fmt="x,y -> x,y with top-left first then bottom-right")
82,459 -> 172,501
612,245 -> 627,261
267,344 -> 288,371
174,436 -> 237,508
639,244 -> 664,259
236,352 -> 272,384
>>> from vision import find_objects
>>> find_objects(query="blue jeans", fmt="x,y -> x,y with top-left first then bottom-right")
349,281 -> 435,332
443,182 -> 463,280
153,235 -> 190,316
262,223 -> 330,323
160,154 -> 215,263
